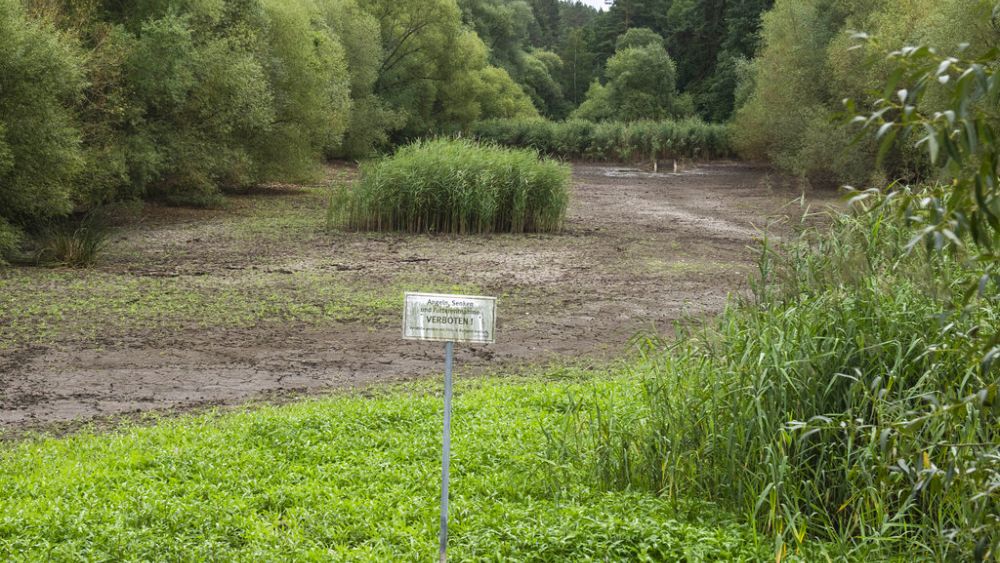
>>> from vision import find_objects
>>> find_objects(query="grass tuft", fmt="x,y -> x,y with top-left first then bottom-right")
24,212 -> 111,268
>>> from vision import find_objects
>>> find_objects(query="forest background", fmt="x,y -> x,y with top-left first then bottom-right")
1,0 -> 997,258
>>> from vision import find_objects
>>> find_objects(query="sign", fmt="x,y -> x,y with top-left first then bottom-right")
402,293 -> 496,344
402,292 -> 497,562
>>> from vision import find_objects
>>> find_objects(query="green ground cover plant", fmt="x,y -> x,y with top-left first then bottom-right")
329,139 -> 570,234
0,374 -> 763,561
0,270 -> 397,348
0,182 -> 479,349
470,118 -> 732,162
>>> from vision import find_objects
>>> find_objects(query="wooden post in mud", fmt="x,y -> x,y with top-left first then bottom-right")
402,293 -> 497,562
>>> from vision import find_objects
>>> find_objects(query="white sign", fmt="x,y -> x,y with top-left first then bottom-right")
403,292 -> 496,344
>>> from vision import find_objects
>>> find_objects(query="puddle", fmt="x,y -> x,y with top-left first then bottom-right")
601,167 -> 710,179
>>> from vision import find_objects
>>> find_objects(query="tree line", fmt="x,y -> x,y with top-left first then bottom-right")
6,0 -> 994,261
1,0 -> 782,260
734,0 -> 999,187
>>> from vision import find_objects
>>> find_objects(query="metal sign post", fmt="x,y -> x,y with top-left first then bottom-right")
439,340 -> 454,563
402,293 -> 496,563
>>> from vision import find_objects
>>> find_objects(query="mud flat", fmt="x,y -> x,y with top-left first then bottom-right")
0,162 -> 838,432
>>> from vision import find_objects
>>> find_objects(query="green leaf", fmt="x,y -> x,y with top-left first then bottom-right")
921,125 -> 940,164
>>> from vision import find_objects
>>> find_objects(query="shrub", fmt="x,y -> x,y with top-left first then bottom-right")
21,0 -> 353,209
470,118 -> 732,161
551,210 -> 1000,559
0,0 -> 84,260
329,138 -> 569,234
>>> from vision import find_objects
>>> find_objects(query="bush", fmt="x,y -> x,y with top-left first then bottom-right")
551,210 -> 1000,559
329,138 -> 569,234
470,118 -> 732,162
0,0 -> 84,260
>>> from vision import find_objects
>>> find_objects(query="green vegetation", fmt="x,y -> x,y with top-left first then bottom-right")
0,0 -> 83,263
0,0 -> 546,260
329,139 -> 570,234
731,0 -> 998,186
579,0 -> 774,121
851,38 -> 1000,304
0,269 -> 396,348
552,209 -> 999,559
0,185 -> 479,349
551,29 -> 1000,559
0,374 -> 763,560
4,0 -> 998,559
471,118 -> 731,162
2,0 -> 782,261
28,213 -> 110,268
572,28 -> 690,122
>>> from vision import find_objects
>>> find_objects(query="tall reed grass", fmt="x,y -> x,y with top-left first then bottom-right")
328,138 -> 570,234
549,209 -> 999,560
470,118 -> 732,162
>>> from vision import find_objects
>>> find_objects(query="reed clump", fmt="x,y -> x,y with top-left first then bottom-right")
549,209 -> 1000,560
329,138 -> 570,234
470,118 -> 732,162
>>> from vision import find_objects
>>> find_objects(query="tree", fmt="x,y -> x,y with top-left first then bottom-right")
583,0 -> 773,121
571,27 -> 684,121
361,0 -> 509,133
558,27 -> 598,106
0,0 -> 83,259
516,49 -> 567,117
732,0 -> 998,186
604,40 -> 680,120
319,0 -> 404,157
528,0 -> 561,48
614,26 -> 662,50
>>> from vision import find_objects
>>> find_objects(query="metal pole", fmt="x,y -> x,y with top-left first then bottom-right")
439,341 -> 454,563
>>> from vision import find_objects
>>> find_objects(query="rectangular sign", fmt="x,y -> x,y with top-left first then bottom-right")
403,293 -> 496,344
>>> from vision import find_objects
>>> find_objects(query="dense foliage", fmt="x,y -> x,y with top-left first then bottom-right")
1,0 -> 784,260
584,0 -> 774,121
329,139 -> 569,234
571,27 -> 689,122
554,208 -> 999,560
0,0 -> 549,259
732,0 -> 999,186
553,23 -> 1000,560
851,39 -> 1000,308
471,118 -> 731,162
0,0 -> 83,262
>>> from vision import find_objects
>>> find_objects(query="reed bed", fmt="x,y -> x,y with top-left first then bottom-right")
470,118 -> 732,162
329,138 -> 569,234
548,210 -> 1000,560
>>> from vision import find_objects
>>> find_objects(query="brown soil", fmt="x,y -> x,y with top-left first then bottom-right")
0,162 -> 837,433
